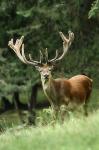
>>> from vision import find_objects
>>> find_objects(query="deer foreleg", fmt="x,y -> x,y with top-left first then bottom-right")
51,103 -> 60,123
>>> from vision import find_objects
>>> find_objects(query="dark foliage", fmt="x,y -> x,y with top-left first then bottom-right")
0,0 -> 99,101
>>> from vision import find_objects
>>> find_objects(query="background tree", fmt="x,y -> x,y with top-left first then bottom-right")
0,0 -> 99,114
89,0 -> 99,18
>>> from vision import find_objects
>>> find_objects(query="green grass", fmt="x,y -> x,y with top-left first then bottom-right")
0,110 -> 99,150
0,88 -> 98,127
0,88 -> 99,150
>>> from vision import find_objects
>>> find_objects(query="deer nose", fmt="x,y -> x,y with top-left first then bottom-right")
44,74 -> 49,79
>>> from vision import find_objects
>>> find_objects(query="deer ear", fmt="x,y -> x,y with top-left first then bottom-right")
47,61 -> 53,66
35,63 -> 43,71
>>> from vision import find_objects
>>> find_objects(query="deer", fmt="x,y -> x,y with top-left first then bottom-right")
8,31 -> 93,123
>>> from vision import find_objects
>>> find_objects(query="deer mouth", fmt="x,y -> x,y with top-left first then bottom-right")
44,76 -> 49,83
45,77 -> 49,83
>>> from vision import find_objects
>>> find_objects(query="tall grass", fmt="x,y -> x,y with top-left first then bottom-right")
0,88 -> 99,150
0,110 -> 99,150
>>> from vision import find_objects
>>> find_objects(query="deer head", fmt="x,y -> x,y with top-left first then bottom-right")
8,31 -> 74,82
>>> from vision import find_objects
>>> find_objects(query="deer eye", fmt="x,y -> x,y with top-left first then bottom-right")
39,68 -> 42,72
35,66 -> 42,72
49,68 -> 52,71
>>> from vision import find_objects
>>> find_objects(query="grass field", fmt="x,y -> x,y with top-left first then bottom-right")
0,88 -> 99,150
0,110 -> 99,150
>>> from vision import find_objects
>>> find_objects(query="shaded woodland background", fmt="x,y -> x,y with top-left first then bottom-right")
0,0 -> 99,113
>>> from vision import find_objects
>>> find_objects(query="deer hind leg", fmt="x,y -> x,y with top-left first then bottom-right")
83,90 -> 92,116
83,103 -> 88,116
83,100 -> 89,116
83,97 -> 90,116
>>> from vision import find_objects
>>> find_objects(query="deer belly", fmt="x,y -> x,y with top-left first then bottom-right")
60,92 -> 86,110
66,101 -> 85,110
70,88 -> 86,104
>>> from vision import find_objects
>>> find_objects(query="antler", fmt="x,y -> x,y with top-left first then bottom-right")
50,31 -> 74,63
8,31 -> 74,66
8,36 -> 41,65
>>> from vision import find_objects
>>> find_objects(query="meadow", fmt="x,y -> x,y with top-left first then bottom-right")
0,88 -> 99,150
0,110 -> 99,150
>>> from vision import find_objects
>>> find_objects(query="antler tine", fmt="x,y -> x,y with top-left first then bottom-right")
68,31 -> 74,46
17,36 -> 24,48
29,53 -> 33,61
39,50 -> 43,63
49,50 -> 59,62
45,48 -> 48,62
50,31 -> 74,63
8,36 -> 27,64
21,44 -> 37,65
28,53 -> 41,64
28,50 -> 43,64
8,39 -> 14,51
8,36 -> 40,65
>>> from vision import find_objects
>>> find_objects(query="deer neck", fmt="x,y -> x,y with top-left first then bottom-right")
41,74 -> 54,90
41,74 -> 55,101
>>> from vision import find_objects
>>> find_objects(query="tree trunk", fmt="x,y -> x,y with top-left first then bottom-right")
13,91 -> 25,123
28,83 -> 40,125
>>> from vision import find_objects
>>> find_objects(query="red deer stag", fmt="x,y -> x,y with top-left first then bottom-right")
8,31 -> 92,122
